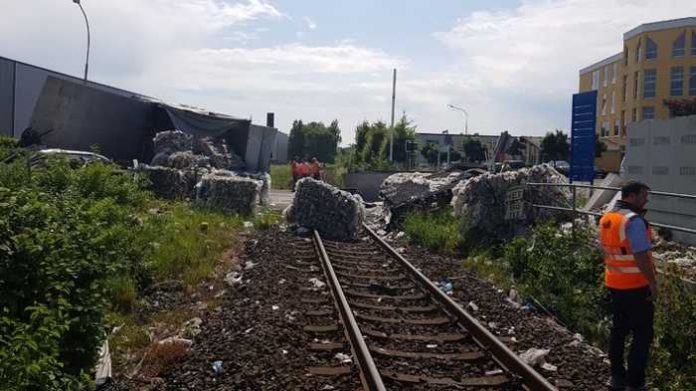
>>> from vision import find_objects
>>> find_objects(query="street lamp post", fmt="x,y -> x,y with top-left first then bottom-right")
447,104 -> 468,135
72,0 -> 90,82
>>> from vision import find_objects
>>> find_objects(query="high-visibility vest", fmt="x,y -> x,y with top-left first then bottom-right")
310,161 -> 321,175
298,163 -> 309,176
599,208 -> 654,289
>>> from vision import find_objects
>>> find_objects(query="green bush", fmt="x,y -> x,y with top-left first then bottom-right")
403,209 -> 461,255
0,136 -> 18,149
0,158 -> 150,388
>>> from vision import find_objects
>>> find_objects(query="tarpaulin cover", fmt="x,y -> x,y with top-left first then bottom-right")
161,104 -> 249,139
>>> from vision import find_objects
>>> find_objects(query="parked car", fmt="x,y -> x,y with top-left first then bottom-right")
18,149 -> 114,169
546,160 -> 570,175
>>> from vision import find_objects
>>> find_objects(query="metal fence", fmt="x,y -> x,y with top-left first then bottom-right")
527,182 -> 696,235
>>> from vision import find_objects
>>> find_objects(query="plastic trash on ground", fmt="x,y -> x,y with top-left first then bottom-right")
519,348 -> 550,366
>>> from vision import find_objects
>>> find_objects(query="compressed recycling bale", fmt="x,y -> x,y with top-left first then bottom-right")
196,137 -> 244,170
166,151 -> 211,170
153,130 -> 193,156
289,178 -> 365,241
143,166 -> 186,200
379,172 -> 432,206
451,164 -> 571,241
196,171 -> 261,215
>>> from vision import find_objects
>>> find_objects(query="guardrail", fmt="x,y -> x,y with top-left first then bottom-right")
527,182 -> 696,235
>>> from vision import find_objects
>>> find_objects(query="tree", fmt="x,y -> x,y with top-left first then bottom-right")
351,115 -> 417,169
664,97 -> 696,117
420,142 -> 439,165
461,137 -> 486,163
287,119 -> 341,163
540,130 -> 570,162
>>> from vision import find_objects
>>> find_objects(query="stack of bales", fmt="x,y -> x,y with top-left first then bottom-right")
288,178 -> 364,241
196,171 -> 261,215
452,164 -> 571,241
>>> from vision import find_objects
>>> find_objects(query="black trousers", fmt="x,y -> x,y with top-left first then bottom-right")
608,286 -> 654,387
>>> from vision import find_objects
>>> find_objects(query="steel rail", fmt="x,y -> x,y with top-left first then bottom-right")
312,230 -> 386,391
363,224 -> 557,391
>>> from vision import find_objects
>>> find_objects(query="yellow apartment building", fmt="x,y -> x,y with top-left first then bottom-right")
579,17 -> 696,171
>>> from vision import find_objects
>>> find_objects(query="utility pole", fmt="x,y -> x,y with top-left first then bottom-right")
389,68 -> 397,161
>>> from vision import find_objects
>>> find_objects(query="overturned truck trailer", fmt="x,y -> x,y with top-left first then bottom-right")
23,76 -> 277,172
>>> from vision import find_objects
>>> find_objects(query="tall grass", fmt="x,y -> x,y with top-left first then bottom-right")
403,209 -> 461,254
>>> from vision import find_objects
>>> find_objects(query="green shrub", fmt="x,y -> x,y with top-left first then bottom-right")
403,209 -> 461,254
0,136 -> 18,149
500,223 -> 696,390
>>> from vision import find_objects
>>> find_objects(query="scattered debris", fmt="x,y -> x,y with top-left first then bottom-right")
244,221 -> 254,229
485,369 -> 504,376
182,317 -> 203,338
541,362 -> 558,372
212,360 -> 224,375
467,301 -> 479,312
309,278 -> 326,290
334,353 -> 352,364
272,305 -> 280,311
224,271 -> 243,286
244,261 -> 257,270
438,279 -> 454,296
519,348 -> 550,366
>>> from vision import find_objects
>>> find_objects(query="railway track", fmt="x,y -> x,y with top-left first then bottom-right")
305,225 -> 557,391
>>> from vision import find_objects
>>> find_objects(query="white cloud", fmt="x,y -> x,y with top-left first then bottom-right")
3,0 -> 696,145
304,17 -> 318,30
425,0 -> 696,135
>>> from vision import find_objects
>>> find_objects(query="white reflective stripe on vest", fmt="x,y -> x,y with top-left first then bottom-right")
617,209 -> 638,243
606,254 -> 636,261
606,265 -> 641,274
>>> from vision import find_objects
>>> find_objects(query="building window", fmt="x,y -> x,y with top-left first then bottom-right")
671,67 -> 684,96
601,121 -> 610,137
646,37 -> 658,60
621,110 -> 627,135
601,93 -> 607,115
633,71 -> 639,99
591,70 -> 600,90
692,32 -> 696,56
690,67 -> 696,96
623,75 -> 628,101
636,39 -> 642,62
673,32 -> 686,57
643,69 -> 656,99
642,107 -> 655,120
611,91 -> 616,114
624,46 -> 628,65
632,108 -> 637,122
604,66 -> 609,87
612,63 -> 617,84
614,119 -> 620,136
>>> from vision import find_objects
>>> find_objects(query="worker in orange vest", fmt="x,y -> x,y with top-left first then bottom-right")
297,158 -> 309,179
599,180 -> 656,391
290,157 -> 300,191
310,157 -> 321,180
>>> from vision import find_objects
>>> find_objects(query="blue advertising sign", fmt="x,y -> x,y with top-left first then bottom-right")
570,91 -> 597,182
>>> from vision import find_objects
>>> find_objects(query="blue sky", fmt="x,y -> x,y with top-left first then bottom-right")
2,0 -> 696,144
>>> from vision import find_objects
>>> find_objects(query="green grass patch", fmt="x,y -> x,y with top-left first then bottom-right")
403,208 -> 461,255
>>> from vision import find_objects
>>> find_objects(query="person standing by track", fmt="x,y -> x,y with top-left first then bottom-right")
599,180 -> 657,391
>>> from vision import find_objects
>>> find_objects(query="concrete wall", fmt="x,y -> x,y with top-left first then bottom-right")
623,115 -> 696,244
344,171 -> 398,202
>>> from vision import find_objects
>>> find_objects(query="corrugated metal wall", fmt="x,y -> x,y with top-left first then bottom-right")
0,58 -> 15,136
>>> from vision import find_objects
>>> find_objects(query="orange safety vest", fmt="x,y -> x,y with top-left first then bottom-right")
298,163 -> 309,177
599,208 -> 654,290
310,161 -> 321,175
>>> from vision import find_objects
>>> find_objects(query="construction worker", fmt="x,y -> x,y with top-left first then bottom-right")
599,180 -> 657,391
290,157 -> 300,191
310,157 -> 321,180
298,158 -> 309,180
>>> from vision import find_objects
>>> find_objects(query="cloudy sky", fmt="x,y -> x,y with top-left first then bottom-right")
2,0 -> 695,144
